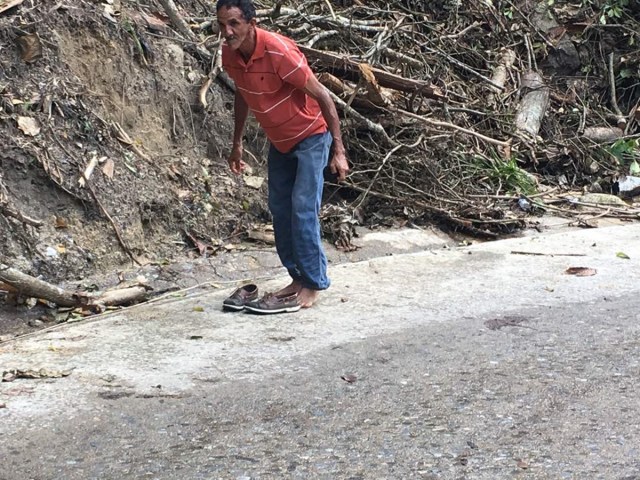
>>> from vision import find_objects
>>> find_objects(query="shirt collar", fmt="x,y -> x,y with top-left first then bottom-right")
231,27 -> 265,67
251,28 -> 266,61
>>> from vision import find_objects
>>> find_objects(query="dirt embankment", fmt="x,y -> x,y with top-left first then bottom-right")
1,0 -> 269,284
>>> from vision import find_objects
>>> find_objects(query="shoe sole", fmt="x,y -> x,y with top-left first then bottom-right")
244,304 -> 302,314
222,304 -> 245,312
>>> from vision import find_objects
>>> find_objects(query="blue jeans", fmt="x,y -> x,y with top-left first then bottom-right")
268,132 -> 332,290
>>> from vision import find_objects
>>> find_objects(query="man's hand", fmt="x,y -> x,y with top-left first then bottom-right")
302,75 -> 349,182
228,145 -> 246,174
329,147 -> 349,182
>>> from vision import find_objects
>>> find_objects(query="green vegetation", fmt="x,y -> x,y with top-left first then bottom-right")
475,155 -> 538,196
606,138 -> 640,172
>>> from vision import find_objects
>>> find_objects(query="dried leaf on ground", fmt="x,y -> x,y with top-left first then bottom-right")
102,158 -> 115,179
16,33 -> 42,63
54,216 -> 69,229
341,374 -> 357,383
565,267 -> 597,277
17,116 -> 40,136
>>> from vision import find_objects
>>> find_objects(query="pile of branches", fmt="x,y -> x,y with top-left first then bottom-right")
225,0 -> 640,237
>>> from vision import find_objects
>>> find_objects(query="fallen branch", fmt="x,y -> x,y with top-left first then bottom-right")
112,121 -> 152,161
608,52 -> 626,129
421,45 -> 505,91
326,89 -> 395,145
0,204 -> 43,227
0,262 -> 148,308
156,0 -> 194,44
0,0 -> 24,14
0,262 -> 77,307
78,153 -> 100,188
488,49 -> 516,106
355,35 -> 423,68
299,45 -> 445,99
97,286 -> 149,306
157,0 -> 235,91
510,251 -> 587,257
582,126 -> 624,142
0,172 -> 43,227
395,108 -> 511,148
344,182 -> 510,237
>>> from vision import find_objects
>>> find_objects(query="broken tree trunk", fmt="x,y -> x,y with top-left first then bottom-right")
582,126 -> 624,142
96,286 -> 148,307
299,45 -> 445,100
0,263 -> 77,307
0,263 -> 148,308
156,0 -> 195,44
515,71 -> 549,138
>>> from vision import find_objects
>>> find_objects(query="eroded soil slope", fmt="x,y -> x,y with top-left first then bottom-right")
1,0 -> 268,283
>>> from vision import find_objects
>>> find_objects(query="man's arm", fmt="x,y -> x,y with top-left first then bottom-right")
229,91 -> 250,174
302,75 -> 349,181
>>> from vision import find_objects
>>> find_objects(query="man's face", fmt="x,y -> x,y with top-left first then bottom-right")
217,6 -> 255,51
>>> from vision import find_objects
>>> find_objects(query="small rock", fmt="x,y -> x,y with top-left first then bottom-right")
517,198 -> 532,212
243,175 -> 265,189
28,319 -> 44,327
615,176 -> 640,199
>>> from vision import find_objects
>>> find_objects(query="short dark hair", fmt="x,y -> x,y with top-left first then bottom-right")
215,0 -> 256,22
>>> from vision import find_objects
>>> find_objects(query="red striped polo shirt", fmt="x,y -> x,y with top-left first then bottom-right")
222,28 -> 328,153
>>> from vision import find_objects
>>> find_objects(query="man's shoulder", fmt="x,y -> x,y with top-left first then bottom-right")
260,28 -> 299,54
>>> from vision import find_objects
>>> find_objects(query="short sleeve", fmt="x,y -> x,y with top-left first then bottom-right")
276,46 -> 312,90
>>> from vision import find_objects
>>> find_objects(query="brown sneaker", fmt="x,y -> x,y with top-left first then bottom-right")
222,284 -> 259,311
244,292 -> 301,314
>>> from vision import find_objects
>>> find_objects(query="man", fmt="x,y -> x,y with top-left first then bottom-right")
216,0 -> 349,312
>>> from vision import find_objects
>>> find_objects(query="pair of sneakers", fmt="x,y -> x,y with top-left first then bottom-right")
222,284 -> 301,314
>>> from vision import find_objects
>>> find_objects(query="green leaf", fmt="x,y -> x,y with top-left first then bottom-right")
630,160 -> 640,176
616,252 -> 631,259
123,161 -> 137,174
192,306 -> 205,312
619,68 -> 634,79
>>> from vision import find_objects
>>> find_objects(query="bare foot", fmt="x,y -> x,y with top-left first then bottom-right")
274,280 -> 302,297
297,287 -> 319,308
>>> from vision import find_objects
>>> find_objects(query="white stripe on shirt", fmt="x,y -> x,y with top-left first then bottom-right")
250,92 -> 295,114
281,57 -> 304,81
237,85 -> 281,95
271,111 -> 323,144
271,34 -> 290,51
